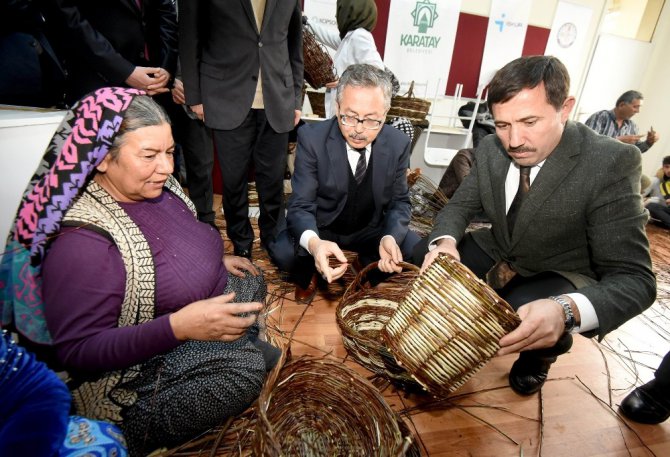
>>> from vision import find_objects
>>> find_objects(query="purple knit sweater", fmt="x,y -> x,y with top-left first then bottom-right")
42,191 -> 227,373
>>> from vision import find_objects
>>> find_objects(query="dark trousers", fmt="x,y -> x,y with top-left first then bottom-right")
270,224 -> 421,289
213,109 -> 288,251
647,203 -> 670,228
414,233 -> 576,358
172,108 -> 215,222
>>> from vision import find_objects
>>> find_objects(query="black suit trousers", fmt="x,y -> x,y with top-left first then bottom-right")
168,103 -> 215,222
213,109 -> 288,251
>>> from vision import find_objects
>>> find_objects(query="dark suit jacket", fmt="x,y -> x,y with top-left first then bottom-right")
288,118 -> 413,246
430,121 -> 656,339
178,0 -> 303,132
47,0 -> 178,104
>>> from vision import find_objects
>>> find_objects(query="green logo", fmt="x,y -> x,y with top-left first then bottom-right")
411,0 -> 439,34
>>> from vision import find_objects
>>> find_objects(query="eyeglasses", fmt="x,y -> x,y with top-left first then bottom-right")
339,115 -> 383,130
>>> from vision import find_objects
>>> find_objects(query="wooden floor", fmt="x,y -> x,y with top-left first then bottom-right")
180,195 -> 670,457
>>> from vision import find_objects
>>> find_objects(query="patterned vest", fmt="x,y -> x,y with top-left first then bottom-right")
61,175 -> 196,423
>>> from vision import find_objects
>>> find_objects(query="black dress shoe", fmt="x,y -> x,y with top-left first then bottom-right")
234,248 -> 252,259
509,354 -> 557,395
619,379 -> 670,424
294,274 -> 318,304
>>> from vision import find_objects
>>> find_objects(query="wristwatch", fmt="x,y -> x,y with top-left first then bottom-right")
550,295 -> 577,332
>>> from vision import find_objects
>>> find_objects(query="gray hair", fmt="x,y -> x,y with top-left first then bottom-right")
108,95 -> 171,160
616,90 -> 643,107
335,64 -> 392,111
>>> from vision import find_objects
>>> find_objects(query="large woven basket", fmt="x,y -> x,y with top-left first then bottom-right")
387,82 -> 431,124
253,357 -> 419,456
336,261 -> 421,390
382,254 -> 521,396
303,24 -> 336,90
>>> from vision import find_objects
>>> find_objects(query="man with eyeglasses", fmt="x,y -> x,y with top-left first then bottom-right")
268,64 -> 419,304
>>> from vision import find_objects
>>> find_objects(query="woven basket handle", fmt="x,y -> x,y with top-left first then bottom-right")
344,260 -> 419,297
402,81 -> 416,99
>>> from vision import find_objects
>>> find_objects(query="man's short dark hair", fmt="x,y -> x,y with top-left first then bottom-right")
616,90 -> 643,107
487,55 -> 570,112
662,155 -> 670,166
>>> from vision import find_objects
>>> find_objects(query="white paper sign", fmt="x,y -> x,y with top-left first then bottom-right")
479,0 -> 532,89
383,0 -> 462,98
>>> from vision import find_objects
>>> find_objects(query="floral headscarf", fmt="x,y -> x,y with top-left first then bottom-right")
0,87 -> 144,344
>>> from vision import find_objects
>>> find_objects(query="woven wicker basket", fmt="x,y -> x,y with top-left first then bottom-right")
303,24 -> 336,90
254,357 -> 419,456
336,261 -> 421,390
387,82 -> 431,124
382,254 -> 521,396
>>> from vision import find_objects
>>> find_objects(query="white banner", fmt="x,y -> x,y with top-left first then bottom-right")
479,0 -> 532,90
303,0 -> 338,58
383,0 -> 462,99
544,1 -> 593,95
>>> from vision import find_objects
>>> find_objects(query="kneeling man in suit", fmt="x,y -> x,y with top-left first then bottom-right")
269,64 -> 419,303
415,56 -> 656,395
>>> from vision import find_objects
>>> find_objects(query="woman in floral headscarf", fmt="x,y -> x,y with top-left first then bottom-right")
0,87 -> 279,455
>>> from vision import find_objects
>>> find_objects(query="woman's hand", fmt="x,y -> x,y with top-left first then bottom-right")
325,80 -> 339,89
169,292 -> 261,341
224,255 -> 260,277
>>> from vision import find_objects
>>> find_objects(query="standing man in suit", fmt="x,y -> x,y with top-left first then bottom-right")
415,56 -> 656,395
46,0 -> 178,105
269,64 -> 420,304
178,0 -> 304,259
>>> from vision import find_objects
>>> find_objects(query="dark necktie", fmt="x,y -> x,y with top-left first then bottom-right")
354,148 -> 367,184
506,166 -> 531,234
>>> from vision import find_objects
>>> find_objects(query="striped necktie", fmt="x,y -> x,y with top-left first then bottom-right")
354,148 -> 367,184
506,166 -> 531,234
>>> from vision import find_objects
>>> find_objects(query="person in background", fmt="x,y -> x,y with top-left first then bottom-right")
620,350 -> 670,424
415,56 -> 656,396
44,0 -> 178,106
170,73 -> 216,226
584,90 -> 660,153
643,155 -> 670,228
306,0 -> 386,119
437,148 -> 475,199
0,88 -> 279,455
179,0 -> 304,259
268,64 -> 419,304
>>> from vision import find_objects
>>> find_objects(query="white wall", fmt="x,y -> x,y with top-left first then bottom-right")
636,1 -> 670,177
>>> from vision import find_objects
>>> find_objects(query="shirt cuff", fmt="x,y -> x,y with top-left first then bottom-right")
565,292 -> 599,333
428,235 -> 457,251
299,230 -> 319,254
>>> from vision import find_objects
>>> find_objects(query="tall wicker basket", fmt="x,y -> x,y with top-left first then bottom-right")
303,24 -> 336,90
382,254 -> 521,396
336,262 -> 421,390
